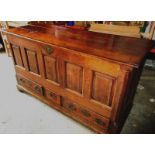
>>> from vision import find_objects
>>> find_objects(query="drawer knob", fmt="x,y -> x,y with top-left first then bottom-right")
45,46 -> 54,54
94,118 -> 105,126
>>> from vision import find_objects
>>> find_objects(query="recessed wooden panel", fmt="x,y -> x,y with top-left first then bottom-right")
26,50 -> 39,74
44,56 -> 58,82
12,45 -> 23,67
66,63 -> 83,94
92,72 -> 114,106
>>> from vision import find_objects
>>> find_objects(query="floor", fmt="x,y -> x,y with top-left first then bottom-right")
121,60 -> 155,133
0,52 -> 155,134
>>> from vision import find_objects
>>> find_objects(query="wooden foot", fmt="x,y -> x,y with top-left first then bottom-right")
16,85 -> 25,93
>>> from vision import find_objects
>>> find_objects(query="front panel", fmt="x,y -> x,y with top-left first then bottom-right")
11,44 -> 24,67
91,71 -> 115,106
26,49 -> 39,75
44,56 -> 58,83
65,62 -> 83,94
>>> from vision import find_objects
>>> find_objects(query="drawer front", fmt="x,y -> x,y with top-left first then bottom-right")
61,97 -> 110,130
45,88 -> 60,105
16,74 -> 43,96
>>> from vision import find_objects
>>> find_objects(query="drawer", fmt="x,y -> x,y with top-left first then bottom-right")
61,97 -> 109,130
45,88 -> 60,105
16,74 -> 44,96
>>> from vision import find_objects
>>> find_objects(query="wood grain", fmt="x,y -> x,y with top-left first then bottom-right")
3,23 -> 153,133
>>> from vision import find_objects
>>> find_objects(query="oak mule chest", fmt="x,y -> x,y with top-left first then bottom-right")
3,24 -> 153,133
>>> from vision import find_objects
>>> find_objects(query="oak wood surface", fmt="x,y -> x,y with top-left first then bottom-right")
4,25 -> 153,67
2,24 -> 153,133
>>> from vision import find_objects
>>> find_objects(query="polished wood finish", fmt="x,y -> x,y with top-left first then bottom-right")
2,24 -> 153,133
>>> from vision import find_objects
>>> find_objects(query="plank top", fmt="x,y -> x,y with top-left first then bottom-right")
4,24 -> 153,67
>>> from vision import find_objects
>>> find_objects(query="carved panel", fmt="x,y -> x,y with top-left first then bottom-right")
26,50 -> 39,74
91,72 -> 114,106
44,56 -> 58,83
66,63 -> 83,94
12,45 -> 23,67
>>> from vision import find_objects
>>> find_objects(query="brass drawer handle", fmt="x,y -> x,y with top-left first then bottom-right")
34,85 -> 41,93
80,109 -> 91,117
67,103 -> 77,111
19,78 -> 25,83
94,118 -> 105,126
49,92 -> 57,100
45,46 -> 54,54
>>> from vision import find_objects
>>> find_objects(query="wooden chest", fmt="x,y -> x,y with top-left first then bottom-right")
3,24 -> 153,133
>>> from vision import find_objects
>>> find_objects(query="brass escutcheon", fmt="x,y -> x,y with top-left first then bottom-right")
45,46 -> 53,54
